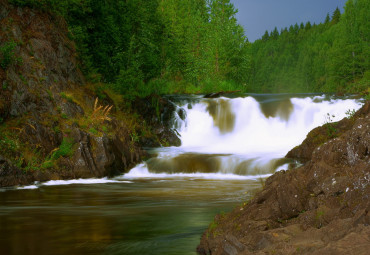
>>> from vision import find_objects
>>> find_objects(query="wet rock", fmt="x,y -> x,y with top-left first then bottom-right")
0,156 -> 34,187
133,95 -> 181,147
177,107 -> 186,121
204,91 -> 241,98
197,102 -> 370,255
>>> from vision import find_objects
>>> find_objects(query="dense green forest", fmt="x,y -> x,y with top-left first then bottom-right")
249,1 -> 369,93
7,0 -> 370,96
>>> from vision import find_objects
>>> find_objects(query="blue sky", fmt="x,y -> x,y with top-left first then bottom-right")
230,0 -> 347,42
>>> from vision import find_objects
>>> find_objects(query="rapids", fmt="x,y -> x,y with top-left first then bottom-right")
1,94 -> 364,255
125,94 -> 363,179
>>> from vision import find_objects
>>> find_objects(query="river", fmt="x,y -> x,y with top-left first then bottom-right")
0,94 -> 363,255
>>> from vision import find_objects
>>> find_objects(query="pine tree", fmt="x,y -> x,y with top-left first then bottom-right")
305,21 -> 312,30
271,27 -> 279,39
332,7 -> 341,24
262,30 -> 269,41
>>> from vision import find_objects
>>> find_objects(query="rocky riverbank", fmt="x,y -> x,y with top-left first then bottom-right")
197,101 -> 369,254
0,0 -> 178,187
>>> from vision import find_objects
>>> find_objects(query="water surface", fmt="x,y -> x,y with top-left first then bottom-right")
0,178 -> 261,255
0,94 -> 364,254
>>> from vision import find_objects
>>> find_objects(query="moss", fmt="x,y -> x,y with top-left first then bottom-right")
207,220 -> 219,239
60,92 -> 74,102
0,41 -> 17,69
50,137 -> 74,160
312,134 -> 328,146
19,74 -> 28,85
2,81 -> 8,90
88,127 -> 98,135
101,125 -> 108,132
41,160 -> 54,169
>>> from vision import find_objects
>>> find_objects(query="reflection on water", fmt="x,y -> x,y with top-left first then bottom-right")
0,179 -> 261,255
206,99 -> 236,134
1,94 -> 363,255
146,153 -> 294,176
259,98 -> 294,121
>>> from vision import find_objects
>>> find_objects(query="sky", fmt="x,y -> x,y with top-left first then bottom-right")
230,0 -> 347,42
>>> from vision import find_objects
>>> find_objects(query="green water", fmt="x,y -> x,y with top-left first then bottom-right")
0,178 -> 261,255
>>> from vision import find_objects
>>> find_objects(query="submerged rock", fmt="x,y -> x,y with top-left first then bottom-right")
197,101 -> 370,254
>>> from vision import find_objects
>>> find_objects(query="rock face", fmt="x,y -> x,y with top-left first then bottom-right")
286,102 -> 370,163
133,95 -> 181,147
0,0 -> 143,187
197,102 -> 370,255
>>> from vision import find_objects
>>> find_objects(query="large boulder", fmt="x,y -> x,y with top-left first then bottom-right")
198,101 -> 370,255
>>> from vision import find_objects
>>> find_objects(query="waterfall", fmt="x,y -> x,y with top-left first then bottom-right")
124,94 -> 363,179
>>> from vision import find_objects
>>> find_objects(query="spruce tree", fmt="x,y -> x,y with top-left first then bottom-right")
332,7 -> 341,24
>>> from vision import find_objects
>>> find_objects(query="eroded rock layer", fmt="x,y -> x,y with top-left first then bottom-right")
0,1 -> 144,187
198,102 -> 370,255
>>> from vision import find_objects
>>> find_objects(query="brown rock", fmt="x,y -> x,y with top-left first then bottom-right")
198,102 -> 370,254
0,1 -> 143,187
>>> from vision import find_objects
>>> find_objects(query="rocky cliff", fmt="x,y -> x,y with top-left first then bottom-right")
0,0 -> 156,187
197,101 -> 369,254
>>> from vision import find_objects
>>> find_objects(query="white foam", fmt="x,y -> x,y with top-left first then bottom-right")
42,178 -> 132,186
124,95 -> 363,179
15,95 -> 363,186
176,96 -> 362,155
121,164 -> 272,180
17,185 -> 38,190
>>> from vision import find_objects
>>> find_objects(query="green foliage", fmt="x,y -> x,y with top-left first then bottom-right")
130,132 -> 139,143
324,113 -> 337,138
345,109 -> 356,119
50,137 -> 74,160
247,0 -> 369,93
41,160 -> 54,169
10,0 -> 249,97
101,125 -> 108,132
0,130 -> 41,172
88,127 -> 98,135
10,0 -> 368,95
60,92 -> 73,102
53,125 -> 60,134
0,41 -> 17,69
8,0 -> 80,15
0,133 -> 19,154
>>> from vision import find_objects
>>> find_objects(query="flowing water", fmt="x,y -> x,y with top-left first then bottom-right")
0,94 -> 364,255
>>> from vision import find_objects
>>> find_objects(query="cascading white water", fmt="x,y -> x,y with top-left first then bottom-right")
178,96 -> 361,155
124,94 -> 363,179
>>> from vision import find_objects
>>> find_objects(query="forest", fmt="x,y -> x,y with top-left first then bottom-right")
7,0 -> 370,97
